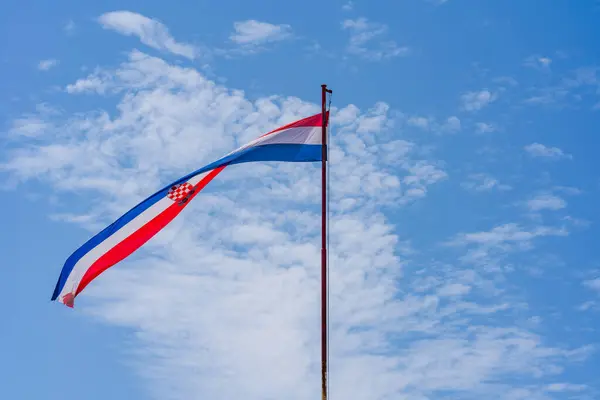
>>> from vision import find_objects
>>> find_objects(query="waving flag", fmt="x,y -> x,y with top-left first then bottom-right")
52,112 -> 328,308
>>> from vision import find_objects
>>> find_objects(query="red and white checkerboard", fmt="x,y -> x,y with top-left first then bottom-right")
167,182 -> 193,202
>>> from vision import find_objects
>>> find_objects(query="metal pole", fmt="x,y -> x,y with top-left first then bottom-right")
320,83 -> 331,400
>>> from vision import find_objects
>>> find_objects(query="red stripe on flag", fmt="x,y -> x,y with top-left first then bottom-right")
260,111 -> 329,138
75,166 -> 226,297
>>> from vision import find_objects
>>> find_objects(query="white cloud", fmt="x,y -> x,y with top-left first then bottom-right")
38,59 -> 58,71
577,300 -> 597,311
8,103 -> 57,137
342,18 -> 409,61
461,90 -> 497,111
553,186 -> 582,196
494,76 -> 519,87
580,279 -> 600,312
10,117 -> 50,137
538,57 -> 552,67
446,222 -> 570,277
64,19 -> 75,34
407,116 -> 429,130
437,282 -> 471,297
220,20 -> 293,56
65,67 -> 112,94
524,67 -> 599,108
584,278 -> 600,292
462,173 -> 511,192
229,20 -> 292,45
2,49 -> 590,400
475,122 -> 496,134
98,11 -> 196,59
524,55 -> 552,70
524,143 -> 571,160
442,116 -> 461,133
402,161 -> 447,200
545,382 -> 586,392
525,93 -> 559,105
562,215 -> 590,229
406,115 -> 460,134
450,223 -> 567,248
527,194 -> 567,212
342,1 -> 354,11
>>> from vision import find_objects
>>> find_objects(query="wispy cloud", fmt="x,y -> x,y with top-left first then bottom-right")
524,54 -> 552,70
64,67 -> 112,94
342,18 -> 409,61
524,143 -> 572,160
37,59 -> 58,71
447,223 -> 569,273
8,103 -> 57,137
527,193 -> 567,212
98,11 -> 196,59
524,66 -> 600,107
64,19 -> 75,35
213,20 -> 295,57
441,116 -> 461,133
545,382 -> 587,393
342,1 -> 354,11
407,116 -> 430,129
494,76 -> 519,87
584,278 -> 600,292
580,278 -> 600,312
406,115 -> 461,134
562,215 -> 590,228
461,90 -> 496,111
475,122 -> 496,134
462,173 -> 511,192
449,223 -> 566,247
554,186 -> 582,196
10,117 -> 50,138
229,20 -> 292,46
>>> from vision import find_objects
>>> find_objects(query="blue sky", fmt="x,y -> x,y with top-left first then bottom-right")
2,0 -> 600,399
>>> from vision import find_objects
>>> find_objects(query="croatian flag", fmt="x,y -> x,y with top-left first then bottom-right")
52,112 -> 328,307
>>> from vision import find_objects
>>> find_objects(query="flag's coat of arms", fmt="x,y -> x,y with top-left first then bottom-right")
167,183 -> 194,202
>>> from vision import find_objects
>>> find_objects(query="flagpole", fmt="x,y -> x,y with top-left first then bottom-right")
321,83 -> 331,400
